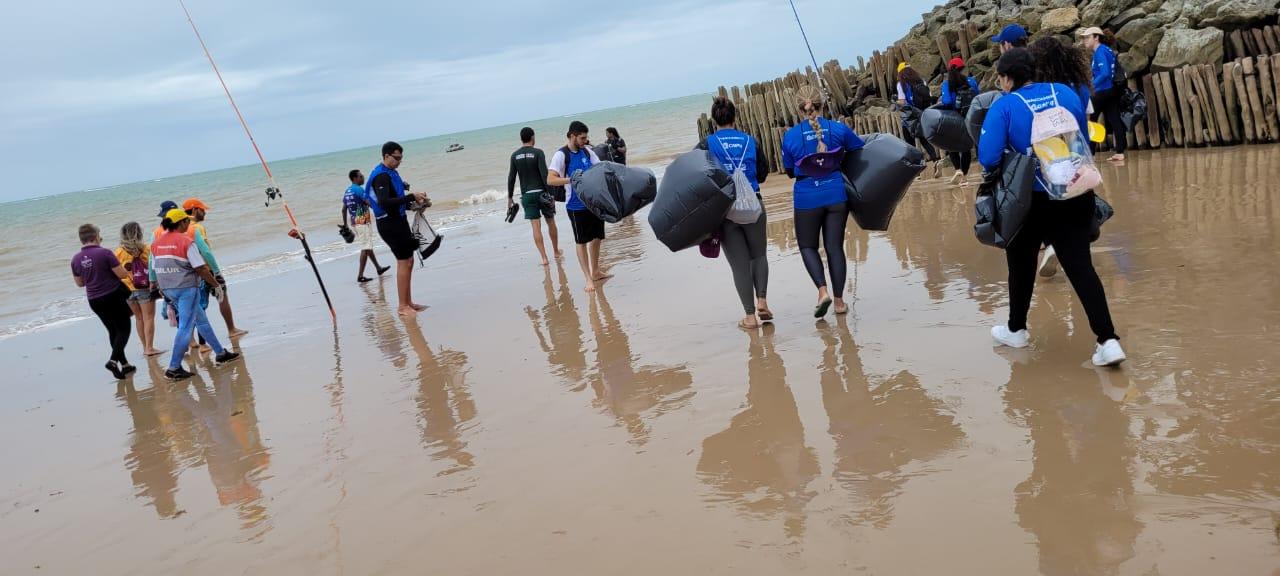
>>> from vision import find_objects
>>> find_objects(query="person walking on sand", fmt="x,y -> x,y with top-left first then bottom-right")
367,141 -> 431,316
508,127 -> 563,266
939,57 -> 981,186
697,97 -> 773,330
116,222 -> 162,357
896,63 -> 943,178
781,85 -> 865,318
72,223 -> 136,379
548,121 -> 610,292
1079,27 -> 1126,163
183,198 -> 247,337
151,209 -> 240,380
343,169 -> 390,283
977,48 -> 1125,367
604,127 -> 627,165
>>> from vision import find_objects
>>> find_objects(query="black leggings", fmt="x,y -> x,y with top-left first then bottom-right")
795,202 -> 848,298
1005,191 -> 1117,343
1094,88 -> 1127,155
949,150 -> 972,175
721,209 -> 769,315
89,286 -> 133,364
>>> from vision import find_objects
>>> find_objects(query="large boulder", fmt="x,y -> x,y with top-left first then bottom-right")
1040,7 -> 1080,34
1080,0 -> 1141,26
1118,49 -> 1150,77
1189,0 -> 1280,28
1107,6 -> 1148,29
1151,27 -> 1225,71
1117,17 -> 1165,55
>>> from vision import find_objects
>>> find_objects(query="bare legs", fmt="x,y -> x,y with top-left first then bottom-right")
128,298 -> 160,356
395,257 -> 426,316
530,218 -> 564,266
357,249 -> 385,280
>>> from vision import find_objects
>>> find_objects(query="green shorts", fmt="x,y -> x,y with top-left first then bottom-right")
520,191 -> 555,220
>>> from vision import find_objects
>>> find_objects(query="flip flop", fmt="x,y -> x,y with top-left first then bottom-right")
358,276 -> 373,283
738,318 -> 759,331
814,297 -> 833,318
758,309 -> 774,322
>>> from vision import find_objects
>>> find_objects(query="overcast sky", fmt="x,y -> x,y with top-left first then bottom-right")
0,0 -> 939,201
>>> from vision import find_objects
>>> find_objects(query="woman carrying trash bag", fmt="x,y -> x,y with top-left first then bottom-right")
696,97 -> 774,330
938,57 -> 981,185
781,85 -> 865,318
896,63 -> 943,179
977,48 -> 1125,367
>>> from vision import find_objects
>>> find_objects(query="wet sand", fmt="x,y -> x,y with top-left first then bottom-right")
2,145 -> 1279,575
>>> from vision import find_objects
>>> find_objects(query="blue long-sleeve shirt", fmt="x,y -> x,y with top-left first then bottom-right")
940,76 -> 980,107
978,82 -> 1088,192
1091,44 -> 1117,92
780,118 -> 865,210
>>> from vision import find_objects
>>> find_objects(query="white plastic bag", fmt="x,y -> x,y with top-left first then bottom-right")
1013,85 -> 1101,200
721,136 -> 762,225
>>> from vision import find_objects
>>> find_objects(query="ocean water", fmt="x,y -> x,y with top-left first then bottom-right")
0,94 -> 710,339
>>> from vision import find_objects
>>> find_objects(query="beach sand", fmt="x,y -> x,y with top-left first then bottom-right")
2,146 -> 1278,575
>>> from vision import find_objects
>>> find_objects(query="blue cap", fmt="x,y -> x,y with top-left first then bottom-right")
157,200 -> 178,217
992,24 -> 1028,44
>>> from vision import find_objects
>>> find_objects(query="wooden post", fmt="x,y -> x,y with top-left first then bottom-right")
1264,26 -> 1280,55
1244,29 -> 1261,57
1232,60 -> 1257,142
1143,74 -> 1162,148
1202,64 -> 1234,142
1230,30 -> 1248,60
1258,55 -> 1280,141
1242,57 -> 1269,141
936,32 -> 952,63
1130,78 -> 1148,148
1186,66 -> 1216,144
1222,61 -> 1242,141
958,25 -> 972,62
1174,68 -> 1202,145
1159,71 -> 1185,146
1252,29 -> 1269,57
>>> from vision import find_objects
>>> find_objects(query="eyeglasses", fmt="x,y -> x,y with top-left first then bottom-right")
389,154 -> 403,161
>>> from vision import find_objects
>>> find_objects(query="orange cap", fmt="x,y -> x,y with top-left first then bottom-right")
182,198 -> 210,212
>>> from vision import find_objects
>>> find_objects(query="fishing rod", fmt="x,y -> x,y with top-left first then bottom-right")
788,0 -> 830,98
177,0 -> 337,325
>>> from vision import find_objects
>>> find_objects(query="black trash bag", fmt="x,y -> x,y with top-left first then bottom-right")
840,133 -> 927,231
571,161 -> 657,223
921,106 -> 974,152
1090,195 -> 1114,243
592,143 -> 615,163
966,91 -> 1004,147
648,149 -> 735,252
973,151 -> 1036,249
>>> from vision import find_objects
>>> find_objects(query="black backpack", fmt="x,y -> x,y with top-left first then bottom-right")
1111,56 -> 1127,90
954,81 -> 976,112
547,146 -> 593,202
910,80 -> 933,110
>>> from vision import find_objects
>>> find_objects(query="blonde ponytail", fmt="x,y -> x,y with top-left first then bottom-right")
795,85 -> 828,152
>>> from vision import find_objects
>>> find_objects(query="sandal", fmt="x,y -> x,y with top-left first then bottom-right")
738,318 -> 759,331
757,309 -> 774,323
814,297 -> 833,318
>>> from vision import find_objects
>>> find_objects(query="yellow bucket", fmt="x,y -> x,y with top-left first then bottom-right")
1088,121 -> 1106,143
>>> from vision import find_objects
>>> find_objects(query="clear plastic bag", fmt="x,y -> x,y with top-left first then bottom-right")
1013,86 -> 1102,200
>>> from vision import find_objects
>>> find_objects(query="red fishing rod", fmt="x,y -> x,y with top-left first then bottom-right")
177,0 -> 337,324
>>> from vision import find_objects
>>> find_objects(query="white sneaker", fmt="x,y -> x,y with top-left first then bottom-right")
949,170 -> 964,185
1038,247 -> 1059,278
1092,339 -> 1126,367
991,325 -> 1030,348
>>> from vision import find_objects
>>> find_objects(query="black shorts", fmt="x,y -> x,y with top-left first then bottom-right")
567,209 -> 605,245
376,216 -> 420,260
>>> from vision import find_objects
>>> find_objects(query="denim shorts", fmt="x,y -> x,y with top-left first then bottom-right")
128,289 -> 154,302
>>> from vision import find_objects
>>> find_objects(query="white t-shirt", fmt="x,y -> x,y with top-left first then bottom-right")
548,146 -> 601,198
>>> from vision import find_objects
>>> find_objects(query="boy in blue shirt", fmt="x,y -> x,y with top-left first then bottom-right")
344,169 -> 389,283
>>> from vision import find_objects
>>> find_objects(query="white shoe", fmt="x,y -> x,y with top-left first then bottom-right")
932,160 -> 943,179
1092,339 -> 1126,367
991,325 -> 1030,348
949,170 -> 964,185
1038,247 -> 1059,278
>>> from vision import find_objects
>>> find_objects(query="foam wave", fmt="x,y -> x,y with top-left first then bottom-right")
459,189 -> 505,205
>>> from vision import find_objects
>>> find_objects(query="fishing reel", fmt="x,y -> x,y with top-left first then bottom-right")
264,186 -> 283,207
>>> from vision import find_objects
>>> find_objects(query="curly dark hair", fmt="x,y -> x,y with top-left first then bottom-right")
898,66 -> 923,87
1030,36 -> 1093,95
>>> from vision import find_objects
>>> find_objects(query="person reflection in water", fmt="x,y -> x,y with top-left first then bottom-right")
819,316 -> 963,528
585,291 -> 693,446
165,353 -> 272,531
117,377 -> 182,519
1003,317 -> 1140,574
527,263 -> 589,385
697,327 -> 819,539
404,316 -> 476,475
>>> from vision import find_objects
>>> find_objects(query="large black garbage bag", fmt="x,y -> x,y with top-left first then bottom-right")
592,143 -> 615,163
1090,195 -> 1114,243
966,90 -> 1003,146
840,133 -> 926,231
648,150 -> 735,252
571,161 -> 657,223
921,106 -> 974,152
973,151 -> 1035,249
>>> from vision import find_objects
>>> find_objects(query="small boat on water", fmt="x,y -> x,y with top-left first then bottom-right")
446,143 -> 464,153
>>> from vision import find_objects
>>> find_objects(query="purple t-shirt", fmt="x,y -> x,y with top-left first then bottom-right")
71,245 -> 123,300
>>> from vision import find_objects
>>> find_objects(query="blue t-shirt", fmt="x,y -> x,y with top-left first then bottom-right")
780,118 -> 865,210
977,82 -> 1088,192
1092,44 -> 1117,92
940,77 -> 981,107
706,128 -> 760,193
343,183 -> 371,221
559,147 -> 595,212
